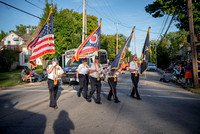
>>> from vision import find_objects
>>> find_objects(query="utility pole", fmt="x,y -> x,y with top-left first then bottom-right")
114,22 -> 120,55
187,0 -> 199,88
84,9 -> 87,40
82,0 -> 85,43
155,42 -> 157,67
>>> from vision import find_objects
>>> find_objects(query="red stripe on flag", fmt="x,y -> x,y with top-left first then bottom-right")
30,61 -> 36,67
70,56 -> 76,65
79,48 -> 99,56
33,43 -> 55,53
27,36 -> 40,50
30,49 -> 55,61
36,37 -> 54,45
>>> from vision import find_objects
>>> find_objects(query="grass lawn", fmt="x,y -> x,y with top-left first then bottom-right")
189,88 -> 200,94
0,69 -> 43,88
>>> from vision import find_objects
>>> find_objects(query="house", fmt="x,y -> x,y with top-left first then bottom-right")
0,26 -> 42,69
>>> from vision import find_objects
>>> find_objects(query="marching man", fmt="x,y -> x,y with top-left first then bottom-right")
47,59 -> 64,109
76,58 -> 89,100
129,54 -> 141,100
87,56 -> 103,104
107,61 -> 120,103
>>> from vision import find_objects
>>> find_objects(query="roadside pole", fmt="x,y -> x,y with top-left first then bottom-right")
187,0 -> 199,89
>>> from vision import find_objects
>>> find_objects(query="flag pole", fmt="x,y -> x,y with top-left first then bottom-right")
145,26 -> 151,79
98,18 -> 102,59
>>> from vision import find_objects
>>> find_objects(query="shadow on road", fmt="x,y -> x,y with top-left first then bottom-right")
53,110 -> 75,134
0,99 -> 46,134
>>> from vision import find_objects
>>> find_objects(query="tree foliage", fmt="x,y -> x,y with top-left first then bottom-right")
0,50 -> 18,72
0,30 -> 7,41
152,30 -> 189,69
145,0 -> 200,31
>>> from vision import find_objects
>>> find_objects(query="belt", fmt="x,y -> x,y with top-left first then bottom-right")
48,78 -> 54,81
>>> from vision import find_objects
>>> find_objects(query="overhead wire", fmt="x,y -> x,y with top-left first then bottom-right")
0,1 -> 83,34
25,0 -> 43,10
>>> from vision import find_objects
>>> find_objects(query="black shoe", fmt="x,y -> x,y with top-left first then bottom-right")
130,95 -> 136,98
95,101 -> 102,104
107,96 -> 111,101
136,97 -> 142,100
87,98 -> 91,102
77,92 -> 81,97
114,100 -> 120,103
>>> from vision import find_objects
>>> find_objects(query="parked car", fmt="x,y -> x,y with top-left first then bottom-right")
147,63 -> 157,71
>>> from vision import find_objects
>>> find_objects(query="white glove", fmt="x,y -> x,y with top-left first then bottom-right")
53,62 -> 57,67
76,78 -> 79,82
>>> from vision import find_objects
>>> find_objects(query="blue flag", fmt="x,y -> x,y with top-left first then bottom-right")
110,28 -> 134,76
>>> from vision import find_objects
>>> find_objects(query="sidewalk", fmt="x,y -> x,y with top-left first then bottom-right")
157,68 -> 192,89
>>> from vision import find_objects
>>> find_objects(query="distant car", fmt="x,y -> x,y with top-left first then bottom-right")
147,63 -> 157,71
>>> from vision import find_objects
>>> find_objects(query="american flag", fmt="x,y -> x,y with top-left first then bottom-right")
27,11 -> 55,67
70,23 -> 101,65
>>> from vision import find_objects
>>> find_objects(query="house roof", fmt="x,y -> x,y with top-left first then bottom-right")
21,24 -> 42,48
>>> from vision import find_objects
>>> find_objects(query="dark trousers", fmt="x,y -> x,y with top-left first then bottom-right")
131,73 -> 140,97
48,79 -> 59,107
108,77 -> 118,101
78,74 -> 88,98
88,77 -> 101,102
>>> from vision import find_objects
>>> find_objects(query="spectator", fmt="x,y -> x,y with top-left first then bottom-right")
173,63 -> 181,81
180,64 -> 185,79
160,69 -> 170,83
121,61 -> 126,74
32,68 -> 42,82
21,69 -> 32,83
43,69 -> 48,80
184,62 -> 193,85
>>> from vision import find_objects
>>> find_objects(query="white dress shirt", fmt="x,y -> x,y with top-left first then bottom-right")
89,63 -> 103,78
77,64 -> 89,74
107,66 -> 119,78
47,65 -> 64,80
129,61 -> 139,73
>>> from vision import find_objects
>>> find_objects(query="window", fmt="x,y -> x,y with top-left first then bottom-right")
24,55 -> 30,63
100,52 -> 107,64
7,41 -> 11,45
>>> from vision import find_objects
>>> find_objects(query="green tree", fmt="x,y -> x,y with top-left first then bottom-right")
0,50 -> 18,72
15,24 -> 27,34
0,30 -> 7,41
155,30 -> 188,68
145,0 -> 200,30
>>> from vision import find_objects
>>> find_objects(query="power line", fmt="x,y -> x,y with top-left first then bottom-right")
25,0 -> 43,10
0,1 -> 84,34
0,1 -> 42,20
157,14 -> 170,40
156,14 -> 167,40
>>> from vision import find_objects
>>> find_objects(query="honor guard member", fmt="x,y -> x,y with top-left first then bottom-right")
129,55 -> 141,100
107,61 -> 120,103
87,56 -> 103,104
47,59 -> 64,109
76,58 -> 89,99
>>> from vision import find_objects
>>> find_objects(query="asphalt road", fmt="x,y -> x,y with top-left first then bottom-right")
0,71 -> 200,134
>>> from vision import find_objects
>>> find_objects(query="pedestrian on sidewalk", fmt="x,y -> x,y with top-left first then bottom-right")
76,58 -> 89,100
107,60 -> 120,103
47,59 -> 64,109
87,56 -> 103,104
129,54 -> 141,100
184,62 -> 193,85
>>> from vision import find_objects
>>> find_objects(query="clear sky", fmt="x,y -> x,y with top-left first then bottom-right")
0,0 -> 178,56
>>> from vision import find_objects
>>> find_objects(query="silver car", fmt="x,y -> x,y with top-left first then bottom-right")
147,63 -> 157,71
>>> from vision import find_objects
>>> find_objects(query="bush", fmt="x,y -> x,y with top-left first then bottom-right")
35,65 -> 43,69
0,49 -> 18,72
